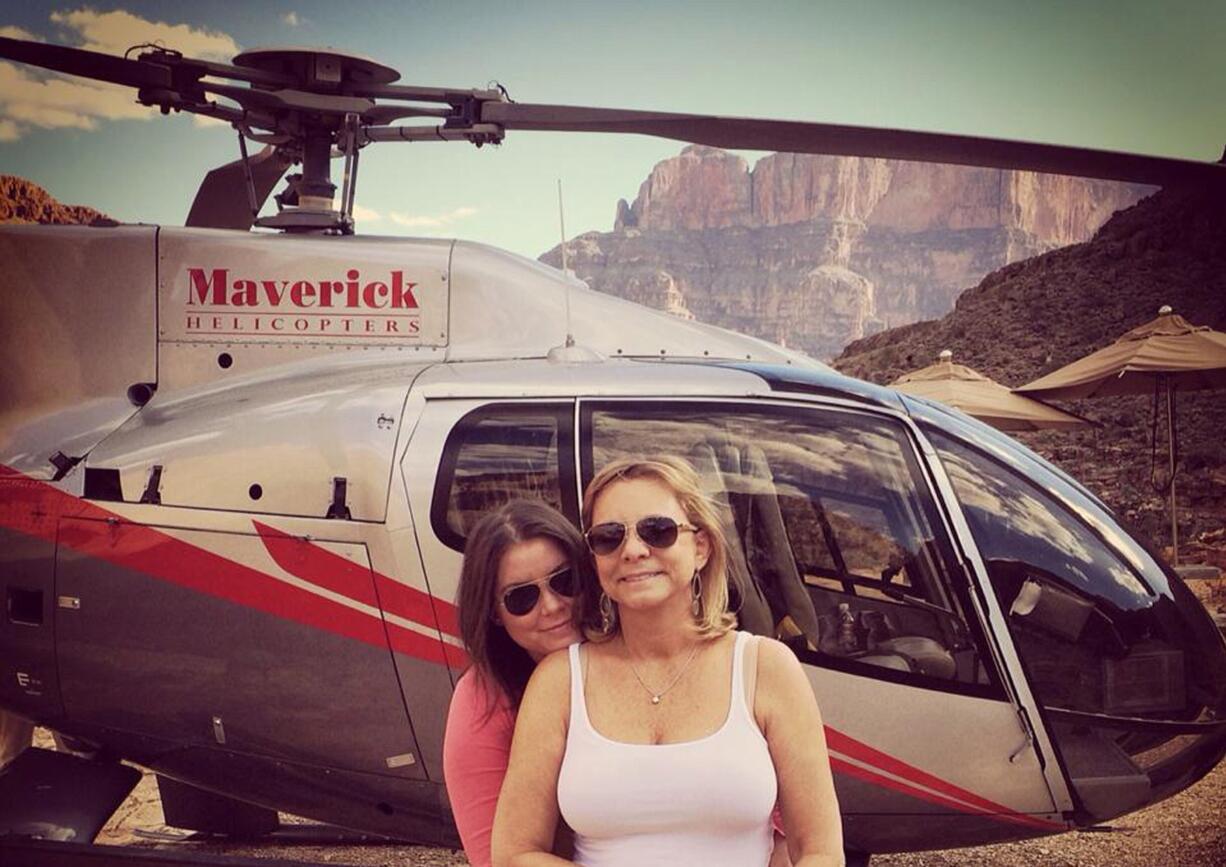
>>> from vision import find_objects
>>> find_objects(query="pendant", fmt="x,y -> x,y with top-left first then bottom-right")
651,695 -> 661,705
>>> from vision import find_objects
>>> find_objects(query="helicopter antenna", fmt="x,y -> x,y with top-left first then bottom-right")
557,178 -> 575,349
545,181 -> 602,363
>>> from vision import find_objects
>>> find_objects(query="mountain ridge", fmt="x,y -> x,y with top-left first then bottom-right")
543,147 -> 1148,358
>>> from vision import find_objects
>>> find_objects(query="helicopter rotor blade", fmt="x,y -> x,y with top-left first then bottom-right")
0,35 -> 173,89
483,102 -> 1226,189
0,36 -> 301,89
187,145 -> 293,231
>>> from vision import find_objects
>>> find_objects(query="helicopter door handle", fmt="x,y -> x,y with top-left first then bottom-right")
325,477 -> 352,520
1009,731 -> 1035,764
1009,706 -> 1037,763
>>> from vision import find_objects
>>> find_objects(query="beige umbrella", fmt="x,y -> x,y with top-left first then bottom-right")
1016,306 -> 1226,564
891,350 -> 1090,432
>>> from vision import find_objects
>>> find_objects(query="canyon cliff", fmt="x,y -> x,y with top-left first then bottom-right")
0,175 -> 109,225
542,147 -> 1149,359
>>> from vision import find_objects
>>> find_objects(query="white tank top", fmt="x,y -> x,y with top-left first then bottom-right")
557,632 -> 777,867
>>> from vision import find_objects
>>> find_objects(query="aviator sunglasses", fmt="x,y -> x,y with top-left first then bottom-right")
500,566 -> 577,617
584,515 -> 699,556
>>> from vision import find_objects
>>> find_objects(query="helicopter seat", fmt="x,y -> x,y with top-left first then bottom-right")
687,437 -> 821,648
870,636 -> 958,678
815,605 -> 957,678
688,439 -> 774,637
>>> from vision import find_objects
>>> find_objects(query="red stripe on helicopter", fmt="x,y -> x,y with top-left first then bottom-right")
826,728 -> 1065,831
253,521 -> 461,638
828,755 -> 1062,832
0,466 -> 460,668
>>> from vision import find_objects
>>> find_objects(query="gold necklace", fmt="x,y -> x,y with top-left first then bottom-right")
626,641 -> 702,705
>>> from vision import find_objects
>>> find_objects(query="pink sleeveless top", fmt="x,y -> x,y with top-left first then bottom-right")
557,632 -> 777,867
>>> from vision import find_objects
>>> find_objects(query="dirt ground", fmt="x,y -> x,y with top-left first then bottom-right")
61,577 -> 1226,866
88,740 -> 1226,867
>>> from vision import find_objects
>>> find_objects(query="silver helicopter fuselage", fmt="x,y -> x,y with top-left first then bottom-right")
1,224 -> 1223,853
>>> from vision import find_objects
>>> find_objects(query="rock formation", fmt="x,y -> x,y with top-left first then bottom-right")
544,147 -> 1149,359
0,175 -> 110,225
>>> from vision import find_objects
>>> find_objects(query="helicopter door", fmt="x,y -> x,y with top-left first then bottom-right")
581,400 -> 1063,847
53,517 -> 424,779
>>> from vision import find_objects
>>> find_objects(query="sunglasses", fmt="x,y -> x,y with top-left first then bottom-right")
500,566 -> 577,617
584,515 -> 699,556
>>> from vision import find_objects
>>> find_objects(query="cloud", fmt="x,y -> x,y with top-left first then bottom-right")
0,9 -> 241,140
352,204 -> 381,222
388,206 -> 478,228
282,11 -> 301,27
0,25 -> 41,41
48,8 -> 238,60
0,60 -> 152,133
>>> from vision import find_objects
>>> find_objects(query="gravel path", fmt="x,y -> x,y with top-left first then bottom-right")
113,758 -> 1226,866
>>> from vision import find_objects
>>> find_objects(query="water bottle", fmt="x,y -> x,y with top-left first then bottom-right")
837,603 -> 858,653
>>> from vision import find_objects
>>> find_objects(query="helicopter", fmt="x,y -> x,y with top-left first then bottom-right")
1,34 -> 1225,866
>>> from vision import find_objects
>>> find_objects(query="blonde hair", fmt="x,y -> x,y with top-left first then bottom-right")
581,456 -> 736,639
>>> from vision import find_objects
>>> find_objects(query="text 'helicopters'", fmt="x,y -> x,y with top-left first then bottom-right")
1,35 -> 1224,864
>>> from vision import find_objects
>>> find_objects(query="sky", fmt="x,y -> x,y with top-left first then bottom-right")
1,0 -> 1223,258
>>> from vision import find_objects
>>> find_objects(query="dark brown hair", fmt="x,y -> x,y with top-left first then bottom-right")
457,499 -> 588,711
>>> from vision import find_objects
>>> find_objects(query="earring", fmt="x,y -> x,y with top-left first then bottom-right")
691,570 -> 703,618
599,592 -> 618,633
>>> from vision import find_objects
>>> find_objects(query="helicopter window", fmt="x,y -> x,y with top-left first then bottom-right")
584,401 -> 999,697
929,431 -> 1191,713
432,403 -> 577,551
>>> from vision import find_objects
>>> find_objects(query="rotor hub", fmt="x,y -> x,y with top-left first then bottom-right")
232,47 -> 399,91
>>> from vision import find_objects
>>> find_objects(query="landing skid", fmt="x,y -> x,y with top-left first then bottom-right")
0,747 -> 140,843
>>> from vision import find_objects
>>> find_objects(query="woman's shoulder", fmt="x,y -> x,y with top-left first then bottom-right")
516,643 -> 578,728
749,633 -> 796,662
746,635 -> 826,727
529,641 -> 578,686
449,669 -> 512,721
748,635 -> 809,692
522,642 -> 583,701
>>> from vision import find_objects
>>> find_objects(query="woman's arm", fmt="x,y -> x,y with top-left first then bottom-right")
490,649 -> 576,867
756,638 -> 845,867
442,671 -> 516,867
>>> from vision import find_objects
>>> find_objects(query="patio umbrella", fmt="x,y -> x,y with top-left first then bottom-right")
1016,306 -> 1226,564
891,350 -> 1090,432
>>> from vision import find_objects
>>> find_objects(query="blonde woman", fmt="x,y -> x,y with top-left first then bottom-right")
492,457 -> 843,867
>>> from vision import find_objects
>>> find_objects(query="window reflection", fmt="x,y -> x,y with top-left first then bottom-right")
444,412 -> 563,537
932,433 -> 1152,616
932,427 -> 1212,716
589,403 -> 992,692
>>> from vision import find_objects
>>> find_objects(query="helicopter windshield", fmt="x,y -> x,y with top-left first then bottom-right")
924,423 -> 1226,821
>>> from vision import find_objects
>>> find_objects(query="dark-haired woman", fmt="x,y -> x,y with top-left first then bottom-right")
443,499 -> 588,867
